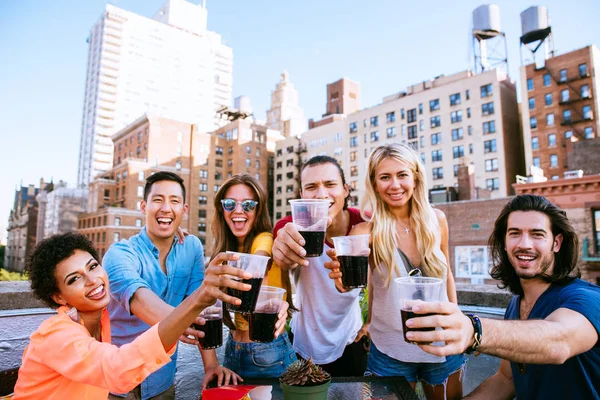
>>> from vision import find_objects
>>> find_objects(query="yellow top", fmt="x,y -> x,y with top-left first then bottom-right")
234,232 -> 285,330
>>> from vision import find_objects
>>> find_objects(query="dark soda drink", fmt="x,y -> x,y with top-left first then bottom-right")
226,277 -> 263,314
400,309 -> 435,344
193,317 -> 223,349
338,255 -> 368,289
249,311 -> 278,342
299,231 -> 326,257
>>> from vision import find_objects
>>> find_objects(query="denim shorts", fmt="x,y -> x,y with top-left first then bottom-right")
223,331 -> 297,378
366,342 -> 466,386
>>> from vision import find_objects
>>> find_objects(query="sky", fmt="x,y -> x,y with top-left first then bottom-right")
1,0 -> 600,245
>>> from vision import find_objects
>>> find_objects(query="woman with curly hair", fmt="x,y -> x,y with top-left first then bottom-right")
12,232 -> 251,399
326,144 -> 464,400
211,174 -> 297,378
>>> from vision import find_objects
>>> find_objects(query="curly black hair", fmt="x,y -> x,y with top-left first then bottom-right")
26,232 -> 99,308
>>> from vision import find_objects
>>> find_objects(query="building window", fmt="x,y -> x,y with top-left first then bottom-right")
453,164 -> 460,177
197,223 -> 206,233
480,84 -> 493,98
350,166 -> 359,177
350,151 -> 357,162
486,178 -> 500,191
451,128 -> 464,141
350,136 -> 358,147
431,133 -> 441,145
199,170 -> 208,179
421,153 -> 426,164
581,85 -> 590,98
401,108 -> 405,119
245,158 -> 251,168
370,131 -> 379,142
113,232 -> 120,242
561,89 -> 570,103
215,146 -> 223,155
583,105 -> 593,120
532,137 -> 539,150
255,160 -> 260,169
593,210 -> 600,254
215,159 -> 223,168
199,209 -> 207,218
453,145 -> 465,159
584,127 -> 594,139
549,154 -> 559,168
485,158 -> 499,172
451,110 -> 463,123
481,102 -> 494,116
527,78 -> 534,91
430,116 -> 441,128
543,73 -> 551,87
419,120 -> 425,131
563,109 -> 572,123
432,167 -> 444,180
466,107 -> 471,118
349,122 -> 358,133
383,111 -> 395,123
135,218 -> 142,228
528,97 -> 535,110
546,113 -> 555,126
483,120 -> 496,134
370,116 -> 379,127
286,185 -> 294,193
401,124 -> 407,137
420,136 -> 425,148
418,103 -> 423,114
214,185 -> 220,192
407,109 -> 417,123
564,130 -> 573,140
199,196 -> 207,205
286,159 -> 294,167
386,127 -> 396,138
559,69 -> 568,82
176,160 -> 182,170
533,157 -> 541,168
114,217 -> 121,226
286,172 -> 294,179
138,171 -> 145,181
199,183 -> 207,192
429,99 -> 440,111
548,133 -> 557,147
579,63 -> 588,77
432,150 -> 443,162
484,139 -> 496,153
408,125 -> 418,139
466,89 -> 471,100
450,93 -> 461,106
545,93 -> 552,106
137,185 -> 143,197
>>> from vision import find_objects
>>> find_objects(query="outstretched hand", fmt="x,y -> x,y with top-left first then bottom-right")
323,248 -> 347,293
196,252 -> 252,310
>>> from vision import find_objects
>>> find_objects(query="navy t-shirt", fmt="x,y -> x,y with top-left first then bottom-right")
505,279 -> 600,399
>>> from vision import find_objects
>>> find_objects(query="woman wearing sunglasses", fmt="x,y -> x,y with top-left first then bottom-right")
212,174 -> 297,378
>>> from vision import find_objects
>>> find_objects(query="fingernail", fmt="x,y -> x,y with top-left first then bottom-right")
300,250 -> 306,257
300,239 -> 306,246
302,260 -> 309,267
413,305 -> 421,312
406,319 -> 414,327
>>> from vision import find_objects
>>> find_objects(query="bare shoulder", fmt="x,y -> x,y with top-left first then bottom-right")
433,208 -> 447,225
350,222 -> 372,235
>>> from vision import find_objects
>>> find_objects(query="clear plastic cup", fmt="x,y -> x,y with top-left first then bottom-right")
395,276 -> 444,344
332,235 -> 370,289
289,199 -> 330,257
193,299 -> 223,349
225,252 -> 270,314
249,286 -> 286,343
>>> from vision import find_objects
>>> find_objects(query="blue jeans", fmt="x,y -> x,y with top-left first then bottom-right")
223,331 -> 297,378
367,342 -> 466,386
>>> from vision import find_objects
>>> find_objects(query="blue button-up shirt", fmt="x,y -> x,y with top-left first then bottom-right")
103,227 -> 204,399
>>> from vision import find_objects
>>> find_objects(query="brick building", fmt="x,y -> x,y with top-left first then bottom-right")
520,45 -> 600,180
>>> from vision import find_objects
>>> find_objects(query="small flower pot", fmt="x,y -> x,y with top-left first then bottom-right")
280,379 -> 331,400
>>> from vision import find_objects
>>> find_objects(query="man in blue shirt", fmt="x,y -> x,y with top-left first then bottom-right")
104,171 -> 240,400
408,194 -> 600,399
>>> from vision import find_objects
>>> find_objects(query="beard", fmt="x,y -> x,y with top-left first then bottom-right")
513,251 -> 555,280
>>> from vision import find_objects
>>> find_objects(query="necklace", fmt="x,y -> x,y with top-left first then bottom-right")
397,221 -> 410,234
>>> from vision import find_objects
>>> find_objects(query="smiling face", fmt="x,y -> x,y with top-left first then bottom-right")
141,180 -> 188,242
223,184 -> 258,244
51,250 -> 110,312
300,163 -> 349,220
373,157 -> 416,209
505,211 -> 563,281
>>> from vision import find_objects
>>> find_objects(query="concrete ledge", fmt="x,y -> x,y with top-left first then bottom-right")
457,283 -> 513,308
0,282 -> 45,310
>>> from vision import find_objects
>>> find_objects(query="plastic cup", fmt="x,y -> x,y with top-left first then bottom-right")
289,199 -> 330,257
249,286 -> 286,343
225,252 -> 270,314
193,299 -> 223,350
332,235 -> 370,289
395,276 -> 444,344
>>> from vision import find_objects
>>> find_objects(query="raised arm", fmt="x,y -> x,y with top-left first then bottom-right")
272,221 -> 309,270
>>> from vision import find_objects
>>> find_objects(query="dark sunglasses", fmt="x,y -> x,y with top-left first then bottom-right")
221,198 -> 258,212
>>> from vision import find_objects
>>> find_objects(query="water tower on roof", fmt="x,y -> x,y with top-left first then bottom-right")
519,6 -> 554,68
472,4 -> 508,75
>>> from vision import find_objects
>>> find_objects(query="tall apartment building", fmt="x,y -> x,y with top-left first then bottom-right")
5,181 -> 48,272
266,71 -> 306,137
309,78 -> 360,129
520,45 -> 600,179
274,69 -> 522,218
35,182 -> 88,243
77,0 -> 233,187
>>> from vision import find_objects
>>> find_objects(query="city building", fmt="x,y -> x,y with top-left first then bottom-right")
77,0 -> 233,187
520,45 -> 600,179
266,71 -> 306,137
5,181 -> 50,272
35,182 -> 88,243
309,77 -> 361,129
274,69 -> 523,218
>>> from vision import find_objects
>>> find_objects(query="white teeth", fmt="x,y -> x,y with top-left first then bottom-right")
517,255 -> 535,261
157,218 -> 172,223
232,218 -> 246,222
88,285 -> 103,297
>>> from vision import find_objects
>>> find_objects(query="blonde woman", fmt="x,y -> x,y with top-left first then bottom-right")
326,144 -> 464,400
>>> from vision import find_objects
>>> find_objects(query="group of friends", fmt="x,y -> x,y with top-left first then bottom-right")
10,143 -> 600,400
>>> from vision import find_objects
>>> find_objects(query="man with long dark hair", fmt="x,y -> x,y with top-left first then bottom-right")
407,194 -> 600,399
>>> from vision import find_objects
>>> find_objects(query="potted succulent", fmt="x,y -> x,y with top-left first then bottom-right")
279,358 -> 331,400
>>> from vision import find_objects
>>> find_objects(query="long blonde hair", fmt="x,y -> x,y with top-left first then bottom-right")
361,144 -> 446,287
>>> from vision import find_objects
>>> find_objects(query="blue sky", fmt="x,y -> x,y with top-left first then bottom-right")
1,0 -> 599,244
